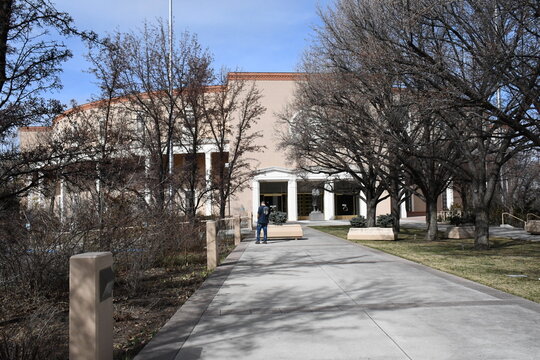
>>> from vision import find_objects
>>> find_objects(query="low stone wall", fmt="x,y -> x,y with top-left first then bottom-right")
445,226 -> 474,239
347,227 -> 396,241
525,220 -> 540,235
267,224 -> 303,239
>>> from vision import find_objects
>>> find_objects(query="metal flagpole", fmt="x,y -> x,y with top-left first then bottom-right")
168,0 -> 174,205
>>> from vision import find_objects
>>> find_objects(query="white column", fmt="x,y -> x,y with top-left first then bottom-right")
205,152 -> 212,216
60,178 -> 65,222
287,179 -> 298,221
35,172 -> 44,207
252,180 -> 260,225
144,156 -> 151,204
323,181 -> 335,220
400,191 -> 408,219
359,191 -> 367,217
446,183 -> 454,209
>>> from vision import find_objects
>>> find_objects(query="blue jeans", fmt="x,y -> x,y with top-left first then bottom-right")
256,223 -> 268,242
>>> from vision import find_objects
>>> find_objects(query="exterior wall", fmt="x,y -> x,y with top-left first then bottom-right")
408,192 -> 448,216
21,72 -> 440,221
215,73 -> 400,220
376,191 -> 392,216
228,74 -> 299,217
19,126 -> 52,150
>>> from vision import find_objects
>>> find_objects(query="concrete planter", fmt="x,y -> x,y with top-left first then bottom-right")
267,224 -> 303,240
445,226 -> 474,239
525,220 -> 540,235
347,227 -> 397,241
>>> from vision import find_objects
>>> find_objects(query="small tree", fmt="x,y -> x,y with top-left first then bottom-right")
0,0 -> 96,204
206,72 -> 265,218
108,23 -> 214,216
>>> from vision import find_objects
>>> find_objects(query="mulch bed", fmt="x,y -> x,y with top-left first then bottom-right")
113,264 -> 207,359
0,260 -> 208,360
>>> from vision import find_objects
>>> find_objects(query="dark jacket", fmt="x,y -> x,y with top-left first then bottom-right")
257,205 -> 270,225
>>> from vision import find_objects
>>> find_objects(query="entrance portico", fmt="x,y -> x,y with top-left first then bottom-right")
251,167 -> 370,224
252,167 -> 299,223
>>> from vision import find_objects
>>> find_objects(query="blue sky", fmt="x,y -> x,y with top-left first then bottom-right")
52,0 -> 332,106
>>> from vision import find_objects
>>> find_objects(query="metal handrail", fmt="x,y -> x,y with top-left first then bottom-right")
437,210 -> 462,221
526,213 -> 540,221
501,212 -> 526,228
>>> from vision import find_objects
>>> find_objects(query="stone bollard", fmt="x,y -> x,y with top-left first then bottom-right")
206,220 -> 218,270
234,215 -> 242,246
69,252 -> 114,360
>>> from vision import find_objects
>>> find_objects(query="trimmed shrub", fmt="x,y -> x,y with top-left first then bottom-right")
449,213 -> 475,226
350,216 -> 367,228
269,211 -> 287,225
376,214 -> 394,228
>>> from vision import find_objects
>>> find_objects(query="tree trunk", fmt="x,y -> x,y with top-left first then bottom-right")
365,197 -> 377,227
390,192 -> 401,234
474,207 -> 490,249
219,189 -> 227,219
471,183 -> 490,249
425,199 -> 439,241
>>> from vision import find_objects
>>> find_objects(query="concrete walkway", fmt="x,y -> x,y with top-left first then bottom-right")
136,227 -> 540,360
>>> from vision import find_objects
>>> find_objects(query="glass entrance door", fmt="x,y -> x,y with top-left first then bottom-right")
335,194 -> 358,216
260,194 -> 287,213
259,182 -> 288,213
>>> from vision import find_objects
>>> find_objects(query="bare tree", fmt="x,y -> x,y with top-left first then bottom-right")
311,0 -> 535,247
0,0 -> 95,206
84,36 -> 133,231
280,72 -> 392,227
205,72 -> 265,219
109,23 -> 214,216
497,149 -> 540,215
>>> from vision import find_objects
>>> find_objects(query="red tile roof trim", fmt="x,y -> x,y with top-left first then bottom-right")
228,72 -> 306,81
26,73 -> 303,128
53,85 -> 226,123
19,126 -> 51,132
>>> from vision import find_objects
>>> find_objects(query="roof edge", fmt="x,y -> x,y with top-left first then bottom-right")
228,72 -> 306,81
19,126 -> 51,132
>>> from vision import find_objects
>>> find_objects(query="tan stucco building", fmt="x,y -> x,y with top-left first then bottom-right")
19,72 -> 454,222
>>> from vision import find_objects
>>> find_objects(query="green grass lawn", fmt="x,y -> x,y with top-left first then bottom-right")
310,225 -> 540,303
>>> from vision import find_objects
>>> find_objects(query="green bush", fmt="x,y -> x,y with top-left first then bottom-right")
376,214 -> 394,228
350,216 -> 367,228
269,211 -> 287,225
449,213 -> 475,226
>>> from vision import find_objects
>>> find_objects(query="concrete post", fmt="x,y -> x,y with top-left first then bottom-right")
69,252 -> 114,360
287,179 -> 298,221
206,220 -> 218,270
234,215 -> 241,245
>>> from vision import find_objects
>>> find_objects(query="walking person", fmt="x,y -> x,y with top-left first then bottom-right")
256,201 -> 270,244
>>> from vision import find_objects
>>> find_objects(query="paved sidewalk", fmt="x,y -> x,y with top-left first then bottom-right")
136,227 -> 540,360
